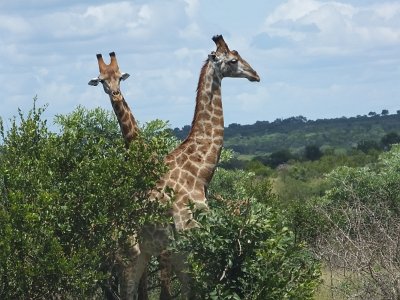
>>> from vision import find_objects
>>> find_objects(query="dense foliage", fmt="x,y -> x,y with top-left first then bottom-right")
0,103 -> 171,298
173,162 -> 321,299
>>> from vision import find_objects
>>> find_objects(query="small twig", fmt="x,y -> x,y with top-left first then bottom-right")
237,237 -> 242,257
219,265 -> 228,281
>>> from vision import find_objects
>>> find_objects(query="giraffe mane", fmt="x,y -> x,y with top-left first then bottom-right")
191,59 -> 211,130
195,60 -> 210,94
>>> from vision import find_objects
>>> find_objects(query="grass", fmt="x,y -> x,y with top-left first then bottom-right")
316,266 -> 349,300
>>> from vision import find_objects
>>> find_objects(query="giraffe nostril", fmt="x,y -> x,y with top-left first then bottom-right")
112,91 -> 120,96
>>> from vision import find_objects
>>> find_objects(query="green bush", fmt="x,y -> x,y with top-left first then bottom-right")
0,101 -> 172,298
173,166 -> 321,299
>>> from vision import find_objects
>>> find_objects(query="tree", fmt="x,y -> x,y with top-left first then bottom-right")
266,149 -> 295,168
381,109 -> 389,116
0,102 -> 172,298
356,139 -> 381,153
304,145 -> 323,161
368,111 -> 377,117
381,132 -> 400,150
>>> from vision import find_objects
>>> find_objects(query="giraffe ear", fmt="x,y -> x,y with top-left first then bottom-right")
88,78 -> 100,86
121,73 -> 130,81
208,51 -> 217,61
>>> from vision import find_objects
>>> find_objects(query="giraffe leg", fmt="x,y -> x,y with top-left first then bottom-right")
119,259 -> 135,300
159,251 -> 173,300
119,251 -> 151,300
138,267 -> 149,300
104,268 -> 119,300
170,252 -> 192,300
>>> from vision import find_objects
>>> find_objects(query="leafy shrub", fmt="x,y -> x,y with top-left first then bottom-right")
173,166 -> 321,299
0,101 -> 172,298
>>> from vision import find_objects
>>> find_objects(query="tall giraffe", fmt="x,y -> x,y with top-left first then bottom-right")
88,52 -> 139,147
89,52 -> 154,299
120,35 -> 260,299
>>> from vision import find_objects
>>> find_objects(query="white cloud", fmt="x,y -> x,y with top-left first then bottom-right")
183,0 -> 199,18
233,86 -> 269,113
173,47 -> 206,61
174,69 -> 194,81
174,47 -> 191,58
179,22 -> 204,39
39,81 -> 74,104
373,2 -> 400,20
27,1 -> 184,42
46,2 -> 143,38
262,0 -> 400,49
0,43 -> 29,64
0,15 -> 31,35
265,0 -> 322,26
137,4 -> 152,23
33,67 -> 50,83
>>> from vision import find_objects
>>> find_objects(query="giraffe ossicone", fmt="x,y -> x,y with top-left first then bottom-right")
88,52 -> 139,146
88,53 -> 130,88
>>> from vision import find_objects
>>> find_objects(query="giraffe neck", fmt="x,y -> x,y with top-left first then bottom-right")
161,59 -> 224,230
109,93 -> 139,147
186,59 -> 224,182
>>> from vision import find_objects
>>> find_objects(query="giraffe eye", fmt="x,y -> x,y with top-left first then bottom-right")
230,59 -> 238,64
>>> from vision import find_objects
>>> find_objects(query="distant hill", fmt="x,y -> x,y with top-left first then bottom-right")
172,113 -> 400,155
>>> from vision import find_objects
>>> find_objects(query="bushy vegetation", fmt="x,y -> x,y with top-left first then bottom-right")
259,129 -> 400,299
0,101 -> 323,299
0,102 -> 171,298
173,163 -> 321,299
3,98 -> 400,299
311,146 -> 400,299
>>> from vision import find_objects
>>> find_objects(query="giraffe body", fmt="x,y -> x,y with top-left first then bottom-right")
119,35 -> 260,299
89,52 -> 150,298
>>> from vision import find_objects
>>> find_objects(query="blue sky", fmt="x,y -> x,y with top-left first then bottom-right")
1,0 -> 399,129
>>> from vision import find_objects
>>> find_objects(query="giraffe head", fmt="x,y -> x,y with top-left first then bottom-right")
209,35 -> 260,82
88,52 -> 130,96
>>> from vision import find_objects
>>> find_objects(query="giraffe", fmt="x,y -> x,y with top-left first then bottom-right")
119,34 -> 260,299
88,52 -> 139,147
89,52 -> 154,299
